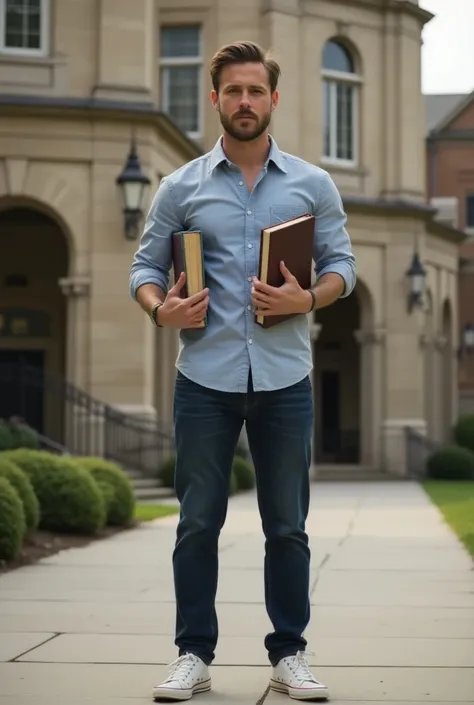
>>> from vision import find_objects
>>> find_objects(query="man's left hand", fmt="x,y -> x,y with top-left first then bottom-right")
251,261 -> 312,317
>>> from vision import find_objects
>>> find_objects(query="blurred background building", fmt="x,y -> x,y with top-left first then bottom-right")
0,0 -> 470,478
425,90 -> 474,415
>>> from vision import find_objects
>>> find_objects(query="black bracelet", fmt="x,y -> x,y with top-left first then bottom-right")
307,289 -> 316,313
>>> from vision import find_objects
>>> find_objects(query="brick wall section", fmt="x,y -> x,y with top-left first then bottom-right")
426,97 -> 474,398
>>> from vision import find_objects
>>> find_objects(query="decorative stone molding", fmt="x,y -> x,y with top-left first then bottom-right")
419,333 -> 434,349
354,328 -> 386,345
58,276 -> 91,298
5,158 -> 28,194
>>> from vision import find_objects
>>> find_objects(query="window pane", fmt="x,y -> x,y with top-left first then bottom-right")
5,30 -> 23,47
322,40 -> 354,73
336,84 -> 354,161
5,0 -> 43,50
162,66 -> 199,133
467,195 -> 474,228
161,26 -> 200,58
322,80 -> 332,158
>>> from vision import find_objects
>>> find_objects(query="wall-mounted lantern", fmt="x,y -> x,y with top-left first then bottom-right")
406,250 -> 427,313
116,137 -> 151,240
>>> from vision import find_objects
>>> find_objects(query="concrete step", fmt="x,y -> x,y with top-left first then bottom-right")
134,486 -> 175,501
131,477 -> 161,490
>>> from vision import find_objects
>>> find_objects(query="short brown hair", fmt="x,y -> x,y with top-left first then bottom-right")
210,41 -> 281,93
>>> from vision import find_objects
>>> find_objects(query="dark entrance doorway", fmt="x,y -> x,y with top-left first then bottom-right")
0,350 -> 45,432
320,369 -> 341,455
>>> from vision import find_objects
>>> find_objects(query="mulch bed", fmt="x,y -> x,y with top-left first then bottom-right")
0,523 -> 138,575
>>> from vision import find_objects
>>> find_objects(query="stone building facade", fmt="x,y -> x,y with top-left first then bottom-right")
425,91 -> 474,415
0,0 -> 465,475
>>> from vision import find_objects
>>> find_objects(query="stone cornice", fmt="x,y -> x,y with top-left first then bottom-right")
0,94 -> 202,163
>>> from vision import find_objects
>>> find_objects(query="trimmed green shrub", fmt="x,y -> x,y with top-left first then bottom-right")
0,476 -> 25,561
454,414 -> 474,454
75,457 -> 135,526
426,444 -> 474,480
229,470 -> 238,496
0,419 -> 39,451
232,456 -> 255,491
0,421 -> 13,452
0,456 -> 39,533
158,453 -> 176,489
1,449 -> 105,534
234,439 -> 249,460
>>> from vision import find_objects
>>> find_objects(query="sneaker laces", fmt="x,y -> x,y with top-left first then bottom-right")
164,653 -> 199,683
287,651 -> 319,683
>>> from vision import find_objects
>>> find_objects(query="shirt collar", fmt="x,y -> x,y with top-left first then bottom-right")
208,134 -> 287,174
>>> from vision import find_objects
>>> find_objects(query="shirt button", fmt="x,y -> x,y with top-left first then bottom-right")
248,276 -> 252,282
248,338 -> 253,345
247,209 -> 252,215
247,243 -> 252,248
247,305 -> 252,310
239,181 -> 243,186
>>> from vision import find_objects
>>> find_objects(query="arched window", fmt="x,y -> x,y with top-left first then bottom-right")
322,39 -> 360,165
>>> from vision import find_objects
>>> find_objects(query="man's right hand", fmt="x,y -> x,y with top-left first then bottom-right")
158,272 -> 209,328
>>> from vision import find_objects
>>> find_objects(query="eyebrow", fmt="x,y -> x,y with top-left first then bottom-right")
224,84 -> 267,90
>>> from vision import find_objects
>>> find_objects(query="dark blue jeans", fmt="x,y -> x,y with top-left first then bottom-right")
172,369 -> 313,667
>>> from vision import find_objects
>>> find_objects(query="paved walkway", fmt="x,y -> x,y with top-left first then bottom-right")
0,481 -> 473,704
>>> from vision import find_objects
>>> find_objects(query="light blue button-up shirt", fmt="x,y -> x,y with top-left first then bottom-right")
129,136 -> 356,393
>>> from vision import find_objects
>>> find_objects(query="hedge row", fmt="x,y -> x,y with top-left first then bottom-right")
426,414 -> 474,480
157,446 -> 256,495
0,449 -> 136,563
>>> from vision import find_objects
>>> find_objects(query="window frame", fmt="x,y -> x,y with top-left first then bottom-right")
159,25 -> 203,142
0,0 -> 50,57
321,43 -> 362,169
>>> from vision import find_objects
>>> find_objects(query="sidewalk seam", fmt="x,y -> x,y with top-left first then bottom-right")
8,632 -> 61,662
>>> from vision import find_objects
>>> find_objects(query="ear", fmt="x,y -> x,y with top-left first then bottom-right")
211,90 -> 218,110
271,90 -> 279,111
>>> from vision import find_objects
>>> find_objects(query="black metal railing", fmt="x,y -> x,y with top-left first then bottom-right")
404,426 -> 441,479
0,361 -> 174,476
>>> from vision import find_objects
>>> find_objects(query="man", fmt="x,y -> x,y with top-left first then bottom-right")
130,41 -> 356,702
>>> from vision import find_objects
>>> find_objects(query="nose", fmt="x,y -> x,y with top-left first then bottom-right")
239,92 -> 251,108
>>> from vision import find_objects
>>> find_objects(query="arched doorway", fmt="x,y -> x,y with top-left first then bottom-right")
0,206 -> 69,435
311,279 -> 377,469
312,288 -> 361,464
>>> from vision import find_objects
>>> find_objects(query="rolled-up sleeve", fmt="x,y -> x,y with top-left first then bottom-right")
129,178 -> 183,300
313,170 -> 356,298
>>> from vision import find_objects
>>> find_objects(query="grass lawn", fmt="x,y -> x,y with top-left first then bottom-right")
422,480 -> 474,557
135,503 -> 179,522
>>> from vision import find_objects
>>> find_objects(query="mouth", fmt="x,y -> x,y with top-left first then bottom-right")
235,114 -> 256,121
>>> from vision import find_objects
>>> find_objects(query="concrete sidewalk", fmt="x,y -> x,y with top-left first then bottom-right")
0,481 -> 473,704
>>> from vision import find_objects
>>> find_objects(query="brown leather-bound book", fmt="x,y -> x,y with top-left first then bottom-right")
172,230 -> 207,328
255,213 -> 315,329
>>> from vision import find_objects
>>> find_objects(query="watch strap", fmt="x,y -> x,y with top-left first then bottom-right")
150,302 -> 164,327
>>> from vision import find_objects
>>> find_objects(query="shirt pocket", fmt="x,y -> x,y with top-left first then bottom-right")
269,205 -> 309,226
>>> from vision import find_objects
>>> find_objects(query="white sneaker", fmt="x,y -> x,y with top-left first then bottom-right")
270,651 -> 329,701
152,653 -> 211,701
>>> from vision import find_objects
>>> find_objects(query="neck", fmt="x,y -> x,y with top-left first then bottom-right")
221,131 -> 271,169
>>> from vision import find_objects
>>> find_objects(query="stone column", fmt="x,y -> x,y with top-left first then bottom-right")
353,327 -> 386,469
434,334 -> 450,442
419,333 -> 437,440
58,275 -> 92,451
58,275 -> 91,390
94,0 -> 155,103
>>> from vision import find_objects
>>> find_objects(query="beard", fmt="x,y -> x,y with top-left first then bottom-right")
218,106 -> 272,142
